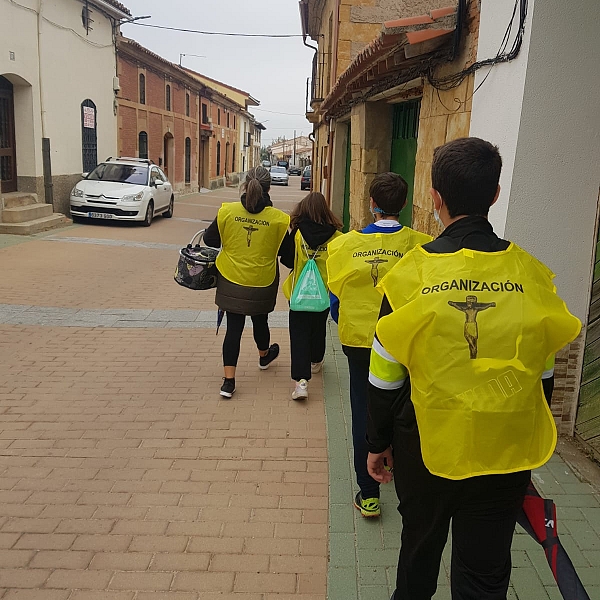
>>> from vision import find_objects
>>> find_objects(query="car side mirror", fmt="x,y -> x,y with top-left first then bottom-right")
81,172 -> 89,178
154,179 -> 164,187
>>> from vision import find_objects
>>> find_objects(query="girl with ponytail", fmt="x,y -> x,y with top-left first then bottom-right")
204,166 -> 291,398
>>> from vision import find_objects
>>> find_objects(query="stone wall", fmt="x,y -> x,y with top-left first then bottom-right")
553,333 -> 586,436
341,0 -> 453,68
349,101 -> 393,230
350,0 -> 452,24
411,75 -> 473,237
412,2 -> 480,237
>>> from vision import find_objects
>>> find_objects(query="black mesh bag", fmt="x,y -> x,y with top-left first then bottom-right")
174,229 -> 220,291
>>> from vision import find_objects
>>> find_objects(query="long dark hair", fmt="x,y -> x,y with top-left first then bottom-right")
290,192 -> 343,231
242,166 -> 271,212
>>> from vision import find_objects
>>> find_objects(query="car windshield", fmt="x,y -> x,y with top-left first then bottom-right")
87,163 -> 149,185
303,167 -> 311,175
271,167 -> 287,174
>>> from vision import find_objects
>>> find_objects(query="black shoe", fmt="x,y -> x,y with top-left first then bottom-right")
259,343 -> 280,370
220,378 -> 236,398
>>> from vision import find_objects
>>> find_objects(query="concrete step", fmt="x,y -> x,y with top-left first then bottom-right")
2,192 -> 39,209
0,214 -> 71,235
2,203 -> 54,223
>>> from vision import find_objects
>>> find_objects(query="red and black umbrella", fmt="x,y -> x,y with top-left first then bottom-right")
517,481 -> 590,600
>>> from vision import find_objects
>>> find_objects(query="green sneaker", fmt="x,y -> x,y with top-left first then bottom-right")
354,492 -> 380,518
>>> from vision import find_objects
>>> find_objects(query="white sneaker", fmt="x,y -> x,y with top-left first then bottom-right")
311,360 -> 324,374
292,379 -> 309,401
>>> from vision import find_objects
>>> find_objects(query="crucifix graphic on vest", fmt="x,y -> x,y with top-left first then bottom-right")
243,225 -> 259,247
448,295 -> 496,359
365,258 -> 388,287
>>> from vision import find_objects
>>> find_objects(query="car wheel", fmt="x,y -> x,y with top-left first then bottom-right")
143,200 -> 154,227
164,196 -> 174,218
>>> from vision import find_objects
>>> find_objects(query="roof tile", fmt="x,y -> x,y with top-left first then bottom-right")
431,6 -> 457,20
384,15 -> 434,28
319,7 -> 457,115
405,28 -> 454,45
102,0 -> 131,16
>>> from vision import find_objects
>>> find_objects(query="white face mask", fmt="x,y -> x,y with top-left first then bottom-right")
433,209 -> 444,228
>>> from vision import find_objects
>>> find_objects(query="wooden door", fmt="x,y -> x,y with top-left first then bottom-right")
576,218 -> 600,460
0,76 -> 17,193
390,100 -> 420,227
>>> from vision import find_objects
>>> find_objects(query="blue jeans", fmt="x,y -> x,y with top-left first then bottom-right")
343,345 -> 380,499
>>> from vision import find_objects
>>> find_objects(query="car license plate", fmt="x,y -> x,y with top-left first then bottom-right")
88,212 -> 113,219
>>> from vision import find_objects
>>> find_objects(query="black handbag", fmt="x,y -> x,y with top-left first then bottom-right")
174,229 -> 220,291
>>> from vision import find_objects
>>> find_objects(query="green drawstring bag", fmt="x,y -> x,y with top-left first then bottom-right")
290,245 -> 330,312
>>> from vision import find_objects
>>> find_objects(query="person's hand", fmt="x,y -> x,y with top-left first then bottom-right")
367,447 -> 394,484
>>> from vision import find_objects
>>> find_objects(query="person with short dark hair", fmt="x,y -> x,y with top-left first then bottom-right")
326,172 -> 432,518
367,138 -> 580,600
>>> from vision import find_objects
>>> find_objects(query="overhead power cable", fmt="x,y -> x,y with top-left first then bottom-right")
428,0 -> 528,92
252,108 -> 306,116
130,22 -> 304,38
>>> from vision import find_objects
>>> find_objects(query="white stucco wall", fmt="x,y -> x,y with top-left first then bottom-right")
0,0 -> 44,178
503,0 -> 600,321
0,0 -> 118,182
469,0 -> 536,236
470,0 -> 600,321
40,0 -> 118,175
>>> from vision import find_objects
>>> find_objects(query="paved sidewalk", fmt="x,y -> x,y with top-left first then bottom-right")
0,185 -> 329,599
1,181 -> 599,599
0,325 -> 328,599
323,323 -> 600,600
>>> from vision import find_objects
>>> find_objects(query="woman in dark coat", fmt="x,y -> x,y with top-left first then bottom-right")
204,166 -> 291,398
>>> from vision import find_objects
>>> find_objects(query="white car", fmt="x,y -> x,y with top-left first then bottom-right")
70,158 -> 174,226
270,166 -> 289,186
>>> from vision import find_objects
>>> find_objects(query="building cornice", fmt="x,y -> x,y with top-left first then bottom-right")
89,0 -> 131,19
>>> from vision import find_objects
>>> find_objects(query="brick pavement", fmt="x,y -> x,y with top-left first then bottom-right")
2,183 -> 600,599
0,184 -> 329,598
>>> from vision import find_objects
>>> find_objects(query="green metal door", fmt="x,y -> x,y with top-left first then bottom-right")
576,223 -> 600,461
390,101 -> 420,227
342,124 -> 351,232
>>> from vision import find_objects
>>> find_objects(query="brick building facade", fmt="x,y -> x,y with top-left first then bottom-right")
116,36 -> 248,192
117,37 -> 204,193
201,96 -> 240,186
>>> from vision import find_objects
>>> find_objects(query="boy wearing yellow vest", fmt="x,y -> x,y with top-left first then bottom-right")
327,173 -> 432,517
366,138 -> 580,600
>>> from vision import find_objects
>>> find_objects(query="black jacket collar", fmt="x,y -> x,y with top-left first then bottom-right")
425,216 -> 510,253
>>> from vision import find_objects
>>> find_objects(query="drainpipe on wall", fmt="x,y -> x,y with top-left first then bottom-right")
37,0 -> 47,140
37,0 -> 54,206
325,0 -> 341,205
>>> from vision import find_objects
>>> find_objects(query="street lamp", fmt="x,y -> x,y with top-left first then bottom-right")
120,15 -> 151,25
179,54 -> 207,67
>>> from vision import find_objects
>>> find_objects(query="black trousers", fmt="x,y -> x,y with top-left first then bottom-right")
392,433 -> 530,600
344,345 -> 380,499
288,309 -> 329,381
223,312 -> 270,367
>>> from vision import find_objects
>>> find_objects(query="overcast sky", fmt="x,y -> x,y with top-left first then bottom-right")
121,0 -> 314,147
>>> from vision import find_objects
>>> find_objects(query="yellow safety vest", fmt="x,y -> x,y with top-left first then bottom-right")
327,228 -> 433,348
377,243 -> 581,480
283,229 -> 342,300
216,202 -> 290,287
